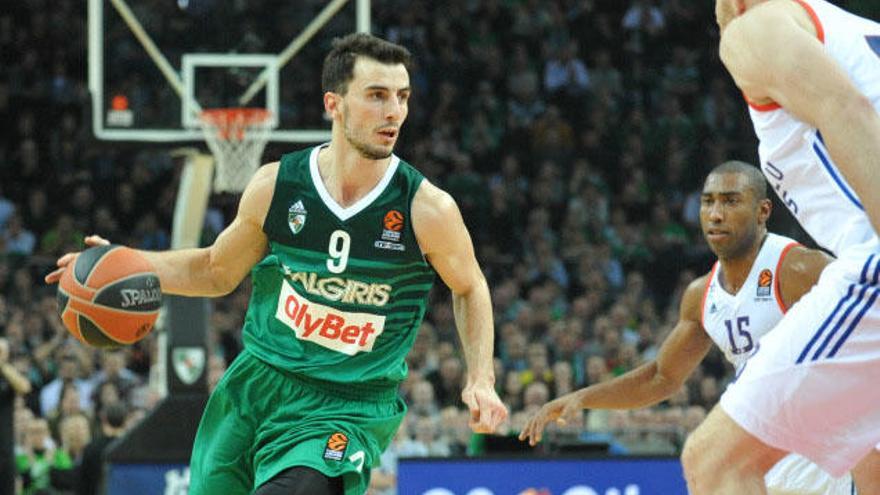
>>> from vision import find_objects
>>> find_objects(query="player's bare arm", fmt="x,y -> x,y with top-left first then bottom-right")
412,179 -> 509,434
777,245 -> 833,308
46,162 -> 277,297
519,275 -> 714,445
719,0 -> 880,232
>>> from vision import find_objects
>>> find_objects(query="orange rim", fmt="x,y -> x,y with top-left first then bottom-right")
199,108 -> 271,140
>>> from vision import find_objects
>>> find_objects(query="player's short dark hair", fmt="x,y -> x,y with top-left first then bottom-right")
706,160 -> 768,202
321,33 -> 412,95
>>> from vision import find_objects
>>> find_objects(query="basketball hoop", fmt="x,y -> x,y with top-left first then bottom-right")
198,108 -> 273,193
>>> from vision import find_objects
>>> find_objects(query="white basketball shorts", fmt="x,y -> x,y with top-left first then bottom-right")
765,454 -> 854,495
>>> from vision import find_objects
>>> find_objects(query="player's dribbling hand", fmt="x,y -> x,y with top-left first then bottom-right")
518,390 -> 585,446
461,380 -> 509,434
44,235 -> 111,284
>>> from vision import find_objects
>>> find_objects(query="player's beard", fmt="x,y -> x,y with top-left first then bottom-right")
342,103 -> 394,160
715,224 -> 759,261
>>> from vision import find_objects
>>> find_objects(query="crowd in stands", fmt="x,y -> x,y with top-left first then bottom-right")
4,0 -> 869,493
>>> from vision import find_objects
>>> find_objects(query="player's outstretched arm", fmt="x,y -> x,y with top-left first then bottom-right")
45,163 -> 277,297
413,180 -> 508,434
720,0 -> 880,233
519,276 -> 714,446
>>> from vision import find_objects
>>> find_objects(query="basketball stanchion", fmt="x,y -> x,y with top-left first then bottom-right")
198,107 -> 273,193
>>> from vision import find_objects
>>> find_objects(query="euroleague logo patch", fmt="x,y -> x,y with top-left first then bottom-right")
323,432 -> 349,461
383,210 -> 404,232
757,269 -> 772,297
376,210 -> 406,251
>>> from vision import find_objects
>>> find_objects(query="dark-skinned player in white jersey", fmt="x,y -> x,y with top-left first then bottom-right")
520,161 -> 861,494
683,1 -> 880,493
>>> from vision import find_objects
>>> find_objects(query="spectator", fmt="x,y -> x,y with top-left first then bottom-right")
47,384 -> 86,440
23,189 -> 52,240
1,337 -> 31,494
531,107 -> 576,162
425,356 -> 464,409
621,0 -> 666,36
1,213 -> 36,257
589,49 -> 623,99
50,413 -> 91,491
78,401 -> 126,495
39,214 -> 83,258
543,41 -> 590,104
409,380 -> 439,418
584,356 -> 611,387
552,361 -> 574,398
39,353 -> 94,418
510,382 -> 551,432
133,212 -> 170,250
15,417 -> 67,495
407,322 -> 439,376
0,187 -> 14,231
89,349 -> 140,400
502,370 -> 525,413
661,46 -> 700,100
500,328 -> 528,372
90,381 -> 121,424
438,406 -> 469,456
520,343 -> 553,387
398,416 -> 450,458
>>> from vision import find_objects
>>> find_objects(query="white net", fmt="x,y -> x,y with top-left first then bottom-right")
198,108 -> 273,193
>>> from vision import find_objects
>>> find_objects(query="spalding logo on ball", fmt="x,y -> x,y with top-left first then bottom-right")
57,244 -> 162,348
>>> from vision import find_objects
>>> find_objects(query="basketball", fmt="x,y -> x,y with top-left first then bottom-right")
57,245 -> 162,348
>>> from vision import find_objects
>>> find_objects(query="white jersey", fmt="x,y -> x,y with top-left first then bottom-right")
701,233 -> 798,374
747,0 -> 880,257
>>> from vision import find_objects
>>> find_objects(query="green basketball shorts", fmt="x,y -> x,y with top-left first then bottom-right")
188,350 -> 407,495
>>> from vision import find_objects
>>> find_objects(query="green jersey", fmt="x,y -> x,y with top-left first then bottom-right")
242,145 -> 435,391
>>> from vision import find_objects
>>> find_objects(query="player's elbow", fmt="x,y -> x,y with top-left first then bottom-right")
451,269 -> 488,300
653,368 -> 685,401
209,267 -> 242,296
204,251 -> 242,296
209,279 -> 235,297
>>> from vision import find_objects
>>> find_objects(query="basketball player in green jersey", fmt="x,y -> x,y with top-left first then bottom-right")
45,33 -> 508,495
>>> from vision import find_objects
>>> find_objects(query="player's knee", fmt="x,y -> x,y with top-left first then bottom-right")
681,431 -> 707,480
254,466 -> 344,495
681,423 -> 721,492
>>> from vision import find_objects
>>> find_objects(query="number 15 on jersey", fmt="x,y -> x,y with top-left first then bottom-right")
725,316 -> 754,355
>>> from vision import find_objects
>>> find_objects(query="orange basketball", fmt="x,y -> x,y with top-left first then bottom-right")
57,245 -> 161,348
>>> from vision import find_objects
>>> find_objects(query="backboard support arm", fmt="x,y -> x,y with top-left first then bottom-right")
239,0 -> 351,106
